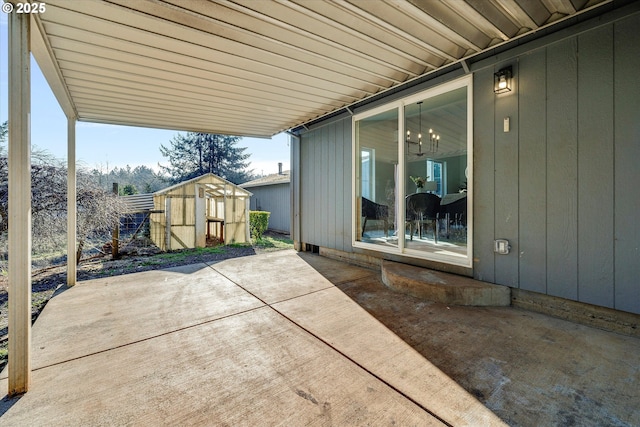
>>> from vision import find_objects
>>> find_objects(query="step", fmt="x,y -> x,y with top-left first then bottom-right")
381,260 -> 511,306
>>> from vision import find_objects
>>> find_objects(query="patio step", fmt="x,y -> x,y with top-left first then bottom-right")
381,260 -> 511,306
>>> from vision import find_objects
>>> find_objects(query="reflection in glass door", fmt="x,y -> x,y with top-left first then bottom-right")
404,87 -> 468,259
355,107 -> 398,248
353,76 -> 472,267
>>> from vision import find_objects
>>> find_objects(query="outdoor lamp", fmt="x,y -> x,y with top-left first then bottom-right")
494,66 -> 512,94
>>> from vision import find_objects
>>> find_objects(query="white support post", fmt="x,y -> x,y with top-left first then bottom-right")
8,11 -> 32,395
67,116 -> 76,286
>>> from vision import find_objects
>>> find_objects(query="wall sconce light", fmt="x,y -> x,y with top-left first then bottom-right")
494,66 -> 512,94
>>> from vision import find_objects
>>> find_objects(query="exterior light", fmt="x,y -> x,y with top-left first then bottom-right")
494,66 -> 512,94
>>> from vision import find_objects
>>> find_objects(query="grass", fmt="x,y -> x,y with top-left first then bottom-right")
252,235 -> 294,251
155,245 -> 226,262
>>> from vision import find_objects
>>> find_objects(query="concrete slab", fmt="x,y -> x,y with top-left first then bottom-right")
273,286 -> 505,426
337,271 -> 640,426
1,263 -> 263,372
3,249 -> 633,426
0,308 -> 444,426
297,252 -> 378,284
210,250 -> 337,303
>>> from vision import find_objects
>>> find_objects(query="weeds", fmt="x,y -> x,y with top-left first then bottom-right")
157,246 -> 226,262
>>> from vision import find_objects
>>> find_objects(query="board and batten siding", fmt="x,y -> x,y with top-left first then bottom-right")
298,116 -> 352,252
248,183 -> 290,233
296,11 -> 639,315
474,12 -> 640,314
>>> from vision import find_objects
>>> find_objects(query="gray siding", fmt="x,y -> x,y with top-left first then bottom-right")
474,13 -> 640,314
299,117 -> 352,251
614,16 -> 640,314
248,183 -> 290,233
297,11 -> 640,315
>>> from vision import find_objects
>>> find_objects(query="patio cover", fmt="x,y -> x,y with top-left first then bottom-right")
6,0 -> 616,396
30,0 -> 611,138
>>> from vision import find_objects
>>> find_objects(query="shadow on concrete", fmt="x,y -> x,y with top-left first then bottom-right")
0,393 -> 22,417
299,251 -> 640,427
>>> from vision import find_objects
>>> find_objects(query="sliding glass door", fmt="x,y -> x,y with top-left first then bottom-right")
354,76 -> 472,267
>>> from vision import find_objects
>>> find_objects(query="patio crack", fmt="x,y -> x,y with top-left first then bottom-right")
30,305 -> 266,373
210,266 -> 454,427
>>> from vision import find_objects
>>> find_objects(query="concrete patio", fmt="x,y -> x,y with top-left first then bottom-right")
1,250 -> 638,426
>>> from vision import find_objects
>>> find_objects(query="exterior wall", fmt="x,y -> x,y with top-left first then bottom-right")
296,9 -> 640,315
299,118 -> 352,252
473,11 -> 640,314
247,183 -> 291,233
150,194 -> 197,250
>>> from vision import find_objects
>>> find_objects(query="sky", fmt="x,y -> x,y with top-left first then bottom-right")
0,12 -> 290,177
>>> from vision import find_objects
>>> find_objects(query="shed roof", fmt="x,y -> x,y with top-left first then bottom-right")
120,193 -> 156,213
31,0 -> 612,138
241,170 -> 290,188
154,173 -> 252,198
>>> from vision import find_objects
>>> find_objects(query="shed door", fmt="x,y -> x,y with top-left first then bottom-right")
195,185 -> 206,247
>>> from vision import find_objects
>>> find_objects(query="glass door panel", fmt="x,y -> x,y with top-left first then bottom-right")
404,87 -> 468,257
355,108 -> 398,248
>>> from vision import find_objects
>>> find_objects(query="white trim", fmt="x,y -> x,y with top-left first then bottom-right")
8,11 -> 32,395
67,117 -> 77,285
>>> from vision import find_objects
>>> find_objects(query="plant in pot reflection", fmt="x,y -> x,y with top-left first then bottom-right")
410,176 -> 428,192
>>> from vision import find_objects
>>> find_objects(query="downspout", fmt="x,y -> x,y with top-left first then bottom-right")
286,131 -> 301,250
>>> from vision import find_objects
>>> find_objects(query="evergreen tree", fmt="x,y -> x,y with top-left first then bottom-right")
159,132 -> 253,184
90,164 -> 166,193
120,184 -> 138,196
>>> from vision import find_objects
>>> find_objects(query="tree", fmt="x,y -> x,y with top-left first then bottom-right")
0,143 -> 127,264
0,121 -> 7,146
159,132 -> 253,184
120,184 -> 138,196
90,164 -> 166,193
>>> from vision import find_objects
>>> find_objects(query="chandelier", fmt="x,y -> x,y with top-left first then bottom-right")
406,101 -> 438,156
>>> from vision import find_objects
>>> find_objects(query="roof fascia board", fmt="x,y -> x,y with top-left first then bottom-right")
241,178 -> 290,188
30,15 -> 77,119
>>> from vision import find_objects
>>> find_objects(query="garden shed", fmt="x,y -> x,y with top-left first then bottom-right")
150,174 -> 251,250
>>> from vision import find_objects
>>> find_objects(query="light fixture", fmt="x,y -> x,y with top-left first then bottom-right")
406,101 -> 438,156
494,66 -> 512,94
428,128 -> 439,153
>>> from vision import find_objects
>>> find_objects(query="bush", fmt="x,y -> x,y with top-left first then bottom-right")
249,211 -> 270,240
